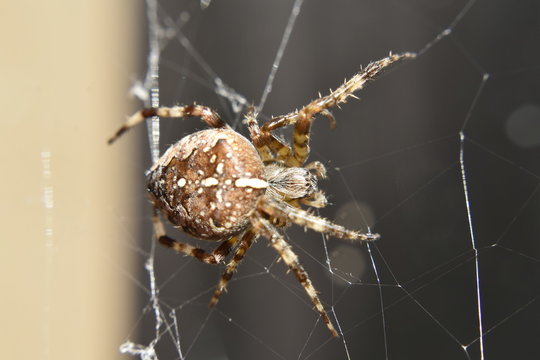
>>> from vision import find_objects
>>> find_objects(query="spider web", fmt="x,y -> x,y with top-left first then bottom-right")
116,0 -> 540,359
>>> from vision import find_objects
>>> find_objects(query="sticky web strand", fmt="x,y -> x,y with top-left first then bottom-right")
366,244 -> 389,360
457,74 -> 491,358
120,0 -> 164,358
143,0 -> 162,164
256,0 -> 304,114
120,1 -> 540,359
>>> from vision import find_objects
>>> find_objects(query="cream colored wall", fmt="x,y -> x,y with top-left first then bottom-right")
1,1 -> 139,358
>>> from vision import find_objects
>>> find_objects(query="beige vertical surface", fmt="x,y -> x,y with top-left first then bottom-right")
1,1 -> 139,359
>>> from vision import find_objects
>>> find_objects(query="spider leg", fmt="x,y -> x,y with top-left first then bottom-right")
108,105 -> 227,144
305,161 -> 327,179
245,108 -> 274,162
245,108 -> 292,162
266,136 -> 293,162
152,211 -> 237,264
299,190 -> 328,208
258,52 -> 416,166
209,229 -> 257,307
251,215 -> 339,337
259,197 -> 380,242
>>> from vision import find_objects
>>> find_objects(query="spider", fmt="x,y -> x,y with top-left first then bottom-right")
109,52 -> 415,337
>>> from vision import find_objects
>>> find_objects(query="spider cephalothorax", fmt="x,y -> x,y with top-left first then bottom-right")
109,52 -> 414,337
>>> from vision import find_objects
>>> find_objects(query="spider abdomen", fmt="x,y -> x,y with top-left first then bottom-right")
147,128 -> 267,241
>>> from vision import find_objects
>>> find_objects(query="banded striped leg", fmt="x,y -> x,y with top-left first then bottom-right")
299,190 -> 328,208
259,197 -> 380,242
108,104 -> 226,144
245,109 -> 273,162
246,110 -> 292,162
252,216 -> 339,337
266,136 -> 293,162
152,211 -> 237,264
258,52 -> 416,166
209,229 -> 257,307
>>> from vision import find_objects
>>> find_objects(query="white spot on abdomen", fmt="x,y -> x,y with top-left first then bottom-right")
201,177 -> 219,187
235,178 -> 268,189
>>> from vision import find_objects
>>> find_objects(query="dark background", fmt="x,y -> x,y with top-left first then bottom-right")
125,1 -> 540,359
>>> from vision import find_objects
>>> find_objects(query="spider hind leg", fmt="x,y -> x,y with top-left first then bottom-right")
209,229 -> 257,307
252,215 -> 339,337
152,211 -> 237,264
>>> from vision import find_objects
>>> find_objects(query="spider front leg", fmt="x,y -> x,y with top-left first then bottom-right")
305,161 -> 327,179
245,109 -> 292,163
252,216 -> 339,337
259,52 -> 416,166
299,190 -> 328,208
259,197 -> 380,242
108,105 -> 226,144
152,211 -> 237,264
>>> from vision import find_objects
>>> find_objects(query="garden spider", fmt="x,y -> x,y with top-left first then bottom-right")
109,52 -> 415,337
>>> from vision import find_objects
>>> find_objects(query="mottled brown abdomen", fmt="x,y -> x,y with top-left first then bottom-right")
147,128 -> 267,241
